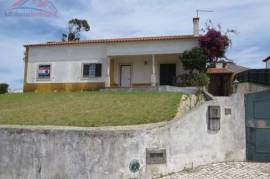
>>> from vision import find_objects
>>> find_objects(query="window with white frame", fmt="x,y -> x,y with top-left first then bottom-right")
82,63 -> 102,78
37,64 -> 51,79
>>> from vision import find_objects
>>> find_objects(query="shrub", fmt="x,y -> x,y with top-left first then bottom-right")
180,47 -> 207,74
176,74 -> 193,87
0,83 -> 9,94
190,73 -> 210,88
176,73 -> 209,88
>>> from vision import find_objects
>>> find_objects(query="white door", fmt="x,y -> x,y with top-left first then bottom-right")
120,65 -> 131,87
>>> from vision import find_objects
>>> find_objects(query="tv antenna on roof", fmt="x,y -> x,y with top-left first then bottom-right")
196,9 -> 214,18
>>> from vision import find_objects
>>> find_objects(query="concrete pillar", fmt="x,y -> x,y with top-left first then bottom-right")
151,55 -> 157,87
105,57 -> 110,87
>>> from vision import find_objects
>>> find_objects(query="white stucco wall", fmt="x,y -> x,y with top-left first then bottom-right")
266,61 -> 270,69
27,60 -> 108,83
0,94 -> 246,179
26,39 -> 198,84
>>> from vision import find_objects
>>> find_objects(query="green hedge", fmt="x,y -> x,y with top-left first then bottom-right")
176,73 -> 209,88
0,83 -> 9,94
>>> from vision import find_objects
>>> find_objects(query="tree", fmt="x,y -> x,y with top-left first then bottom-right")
62,19 -> 90,41
180,47 -> 207,74
199,21 -> 236,63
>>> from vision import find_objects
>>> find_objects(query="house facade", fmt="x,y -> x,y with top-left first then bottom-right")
23,18 -> 200,92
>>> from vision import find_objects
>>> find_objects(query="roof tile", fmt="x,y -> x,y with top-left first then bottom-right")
207,68 -> 233,74
24,35 -> 198,47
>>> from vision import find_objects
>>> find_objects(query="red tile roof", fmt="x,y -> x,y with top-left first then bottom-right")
263,56 -> 270,62
207,68 -> 233,74
24,35 -> 198,47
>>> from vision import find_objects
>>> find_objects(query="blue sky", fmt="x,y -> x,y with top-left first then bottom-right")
0,0 -> 269,90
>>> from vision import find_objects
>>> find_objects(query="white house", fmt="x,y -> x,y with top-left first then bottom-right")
263,56 -> 270,69
23,18 -> 200,92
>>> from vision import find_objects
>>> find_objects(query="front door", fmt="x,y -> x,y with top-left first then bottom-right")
160,64 -> 176,85
245,90 -> 270,161
120,65 -> 132,87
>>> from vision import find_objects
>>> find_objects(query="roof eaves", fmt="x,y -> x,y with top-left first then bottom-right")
24,34 -> 199,48
207,68 -> 234,74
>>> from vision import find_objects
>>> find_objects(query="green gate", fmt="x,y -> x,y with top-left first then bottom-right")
245,90 -> 270,161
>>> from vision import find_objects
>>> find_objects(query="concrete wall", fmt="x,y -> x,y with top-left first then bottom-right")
0,94 -> 246,179
237,82 -> 270,94
267,61 -> 270,69
26,39 -> 197,84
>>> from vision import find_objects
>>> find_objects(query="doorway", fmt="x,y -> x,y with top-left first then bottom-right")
120,65 -> 132,87
160,64 -> 176,85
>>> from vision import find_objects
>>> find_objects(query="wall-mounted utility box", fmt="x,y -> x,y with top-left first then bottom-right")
225,108 -> 232,115
208,106 -> 221,131
146,149 -> 167,165
208,106 -> 221,119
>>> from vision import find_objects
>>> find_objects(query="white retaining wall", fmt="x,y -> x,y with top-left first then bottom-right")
0,94 -> 246,179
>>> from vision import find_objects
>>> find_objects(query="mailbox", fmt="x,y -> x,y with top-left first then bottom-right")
146,149 -> 167,165
208,106 -> 221,131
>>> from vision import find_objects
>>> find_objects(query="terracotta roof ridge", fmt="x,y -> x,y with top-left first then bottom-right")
207,67 -> 234,74
24,34 -> 198,47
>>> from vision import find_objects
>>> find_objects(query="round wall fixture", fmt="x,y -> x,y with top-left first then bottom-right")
129,159 -> 140,173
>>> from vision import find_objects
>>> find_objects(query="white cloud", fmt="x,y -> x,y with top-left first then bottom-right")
228,47 -> 267,68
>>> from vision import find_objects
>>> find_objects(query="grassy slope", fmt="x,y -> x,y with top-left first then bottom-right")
0,92 -> 182,127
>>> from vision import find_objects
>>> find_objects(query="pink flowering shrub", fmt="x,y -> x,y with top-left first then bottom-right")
199,28 -> 231,63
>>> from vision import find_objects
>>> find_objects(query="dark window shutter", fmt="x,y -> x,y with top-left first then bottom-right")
83,64 -> 90,77
95,64 -> 102,77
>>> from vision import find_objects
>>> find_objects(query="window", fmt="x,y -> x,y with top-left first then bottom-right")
83,63 -> 102,78
37,65 -> 51,79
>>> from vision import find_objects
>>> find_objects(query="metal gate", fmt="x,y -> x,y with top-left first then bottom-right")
245,90 -> 270,161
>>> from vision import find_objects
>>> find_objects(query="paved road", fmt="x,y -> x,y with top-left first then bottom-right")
157,162 -> 270,179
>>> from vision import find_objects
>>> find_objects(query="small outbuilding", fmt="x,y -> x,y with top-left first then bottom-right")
207,67 -> 234,96
263,56 -> 270,69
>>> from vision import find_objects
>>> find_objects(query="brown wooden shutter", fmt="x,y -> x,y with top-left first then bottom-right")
83,64 -> 90,77
95,64 -> 102,77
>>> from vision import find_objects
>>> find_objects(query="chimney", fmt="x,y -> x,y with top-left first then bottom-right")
193,17 -> 200,36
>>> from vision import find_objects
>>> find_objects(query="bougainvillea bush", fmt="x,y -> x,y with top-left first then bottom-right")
199,28 -> 231,63
177,21 -> 234,88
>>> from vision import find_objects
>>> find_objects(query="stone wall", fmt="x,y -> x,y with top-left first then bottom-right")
237,82 -> 270,94
0,94 -> 246,179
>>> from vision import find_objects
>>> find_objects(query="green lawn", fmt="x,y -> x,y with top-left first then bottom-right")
0,92 -> 182,127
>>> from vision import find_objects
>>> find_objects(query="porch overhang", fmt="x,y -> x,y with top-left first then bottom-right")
105,54 -> 180,88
